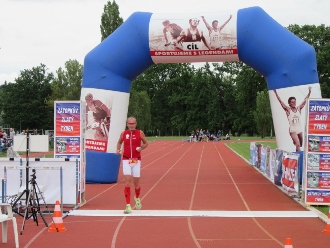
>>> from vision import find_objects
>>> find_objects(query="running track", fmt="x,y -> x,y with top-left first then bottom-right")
3,140 -> 330,248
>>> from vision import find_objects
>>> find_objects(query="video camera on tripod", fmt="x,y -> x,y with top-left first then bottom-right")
30,169 -> 37,183
10,132 -> 56,234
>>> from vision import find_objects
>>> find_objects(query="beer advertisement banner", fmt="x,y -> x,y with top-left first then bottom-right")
305,98 -> 330,205
149,12 -> 238,64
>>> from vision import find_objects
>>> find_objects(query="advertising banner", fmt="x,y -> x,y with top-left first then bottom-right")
269,84 -> 321,152
55,102 -> 81,137
149,12 -> 238,64
281,151 -> 299,196
265,146 -> 271,178
54,101 -> 84,159
249,142 -> 256,166
305,99 -> 330,205
274,149 -> 283,186
260,145 -> 267,173
268,148 -> 276,181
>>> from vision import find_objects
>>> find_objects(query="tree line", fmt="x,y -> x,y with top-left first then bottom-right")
0,1 -> 329,138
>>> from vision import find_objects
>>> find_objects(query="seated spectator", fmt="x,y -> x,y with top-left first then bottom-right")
217,130 -> 222,139
199,129 -> 204,142
190,130 -> 195,142
225,134 -> 230,140
205,130 -> 210,141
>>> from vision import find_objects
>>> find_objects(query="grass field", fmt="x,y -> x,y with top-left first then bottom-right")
227,141 -> 277,160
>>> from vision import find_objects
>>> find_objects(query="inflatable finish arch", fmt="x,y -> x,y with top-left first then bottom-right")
82,6 -> 321,183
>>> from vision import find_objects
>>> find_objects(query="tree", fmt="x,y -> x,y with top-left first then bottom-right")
203,62 -> 238,135
132,63 -> 194,136
254,90 -> 273,138
45,59 -> 83,108
234,62 -> 267,135
100,0 -> 123,41
0,64 -> 53,131
127,90 -> 151,132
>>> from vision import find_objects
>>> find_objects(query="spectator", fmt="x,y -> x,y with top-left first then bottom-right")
189,130 -> 195,142
9,128 -> 15,145
217,130 -> 222,139
2,131 -> 7,139
195,129 -> 199,142
225,134 -> 230,140
205,130 -> 210,141
199,129 -> 204,142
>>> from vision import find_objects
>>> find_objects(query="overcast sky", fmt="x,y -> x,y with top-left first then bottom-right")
0,0 -> 329,84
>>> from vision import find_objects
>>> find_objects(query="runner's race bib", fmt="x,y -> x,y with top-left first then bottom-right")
128,159 -> 138,167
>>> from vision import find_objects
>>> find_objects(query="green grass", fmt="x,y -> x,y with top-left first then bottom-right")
0,148 -> 54,158
227,141 -> 277,161
146,136 -> 183,142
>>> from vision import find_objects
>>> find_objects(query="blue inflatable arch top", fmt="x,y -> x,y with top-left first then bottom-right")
82,6 -> 319,183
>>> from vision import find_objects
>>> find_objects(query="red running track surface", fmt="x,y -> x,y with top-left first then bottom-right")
3,140 -> 330,248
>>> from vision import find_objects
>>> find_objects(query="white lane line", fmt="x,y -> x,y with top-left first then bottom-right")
68,210 -> 318,218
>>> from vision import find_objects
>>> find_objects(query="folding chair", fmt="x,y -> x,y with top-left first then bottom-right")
0,203 -> 19,248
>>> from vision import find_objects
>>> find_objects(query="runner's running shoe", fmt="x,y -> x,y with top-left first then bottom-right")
124,204 -> 132,214
134,196 -> 142,210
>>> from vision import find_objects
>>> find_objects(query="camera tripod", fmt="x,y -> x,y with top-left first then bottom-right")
20,169 -> 56,234
10,133 -> 57,234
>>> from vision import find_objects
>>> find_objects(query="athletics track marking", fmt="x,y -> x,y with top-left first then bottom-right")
68,210 -> 318,218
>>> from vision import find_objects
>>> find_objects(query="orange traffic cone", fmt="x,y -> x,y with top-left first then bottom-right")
323,209 -> 330,234
48,200 -> 67,232
284,238 -> 293,248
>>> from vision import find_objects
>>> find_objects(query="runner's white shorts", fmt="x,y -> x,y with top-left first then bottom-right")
122,160 -> 141,177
